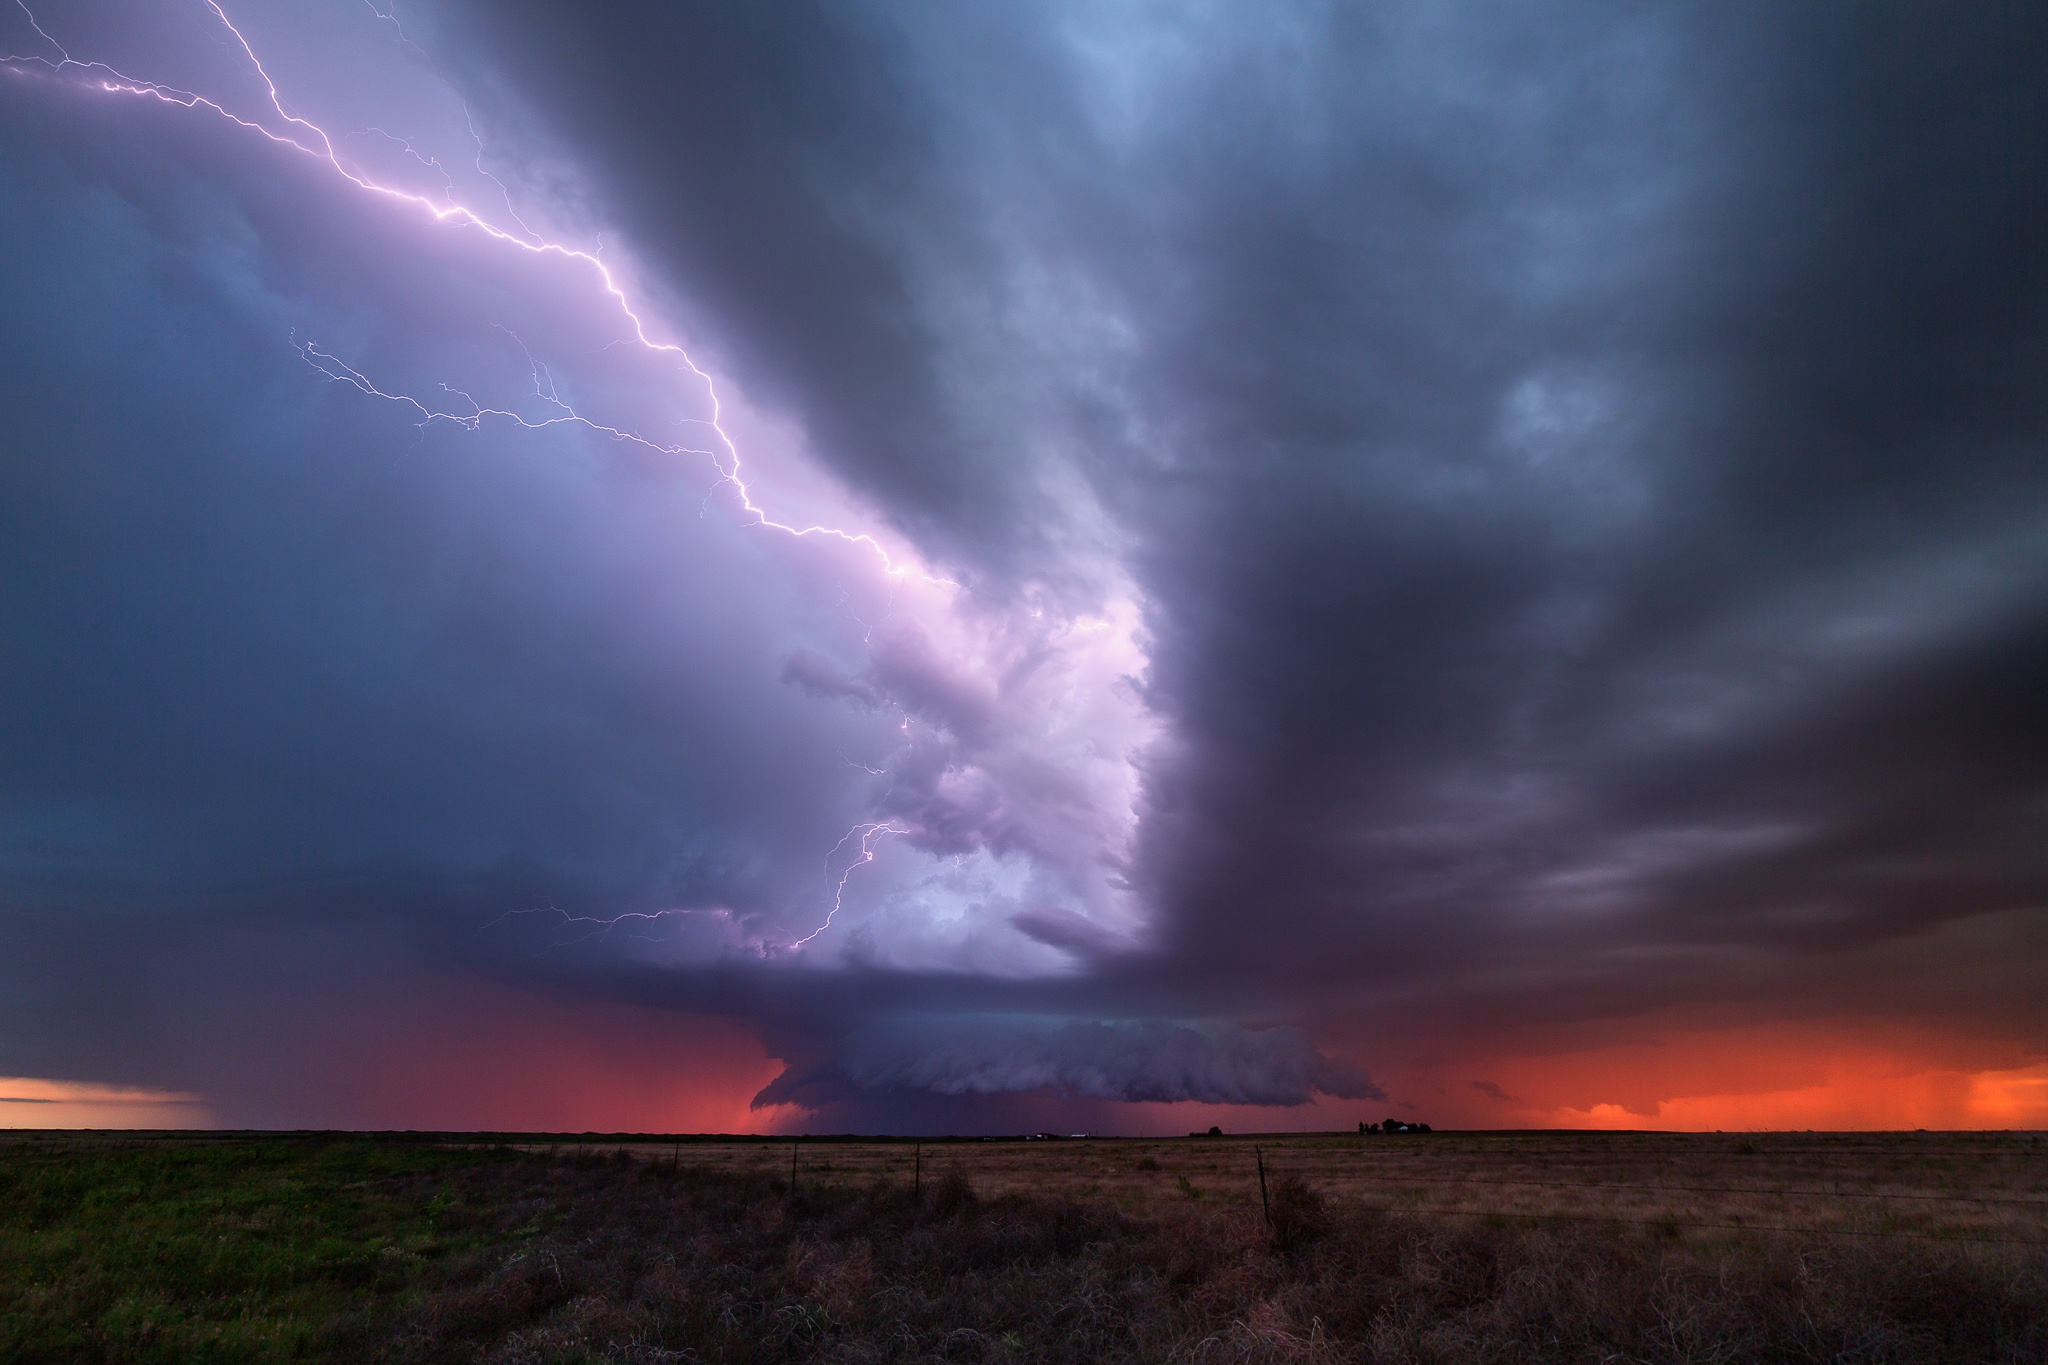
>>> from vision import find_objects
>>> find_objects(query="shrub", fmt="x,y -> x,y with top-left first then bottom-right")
1267,1169 -> 1328,1252
928,1167 -> 978,1218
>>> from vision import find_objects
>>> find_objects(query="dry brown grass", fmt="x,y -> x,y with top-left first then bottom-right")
584,1130 -> 2048,1244
351,1134 -> 2048,1363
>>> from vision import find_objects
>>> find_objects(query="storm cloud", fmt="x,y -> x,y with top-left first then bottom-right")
756,1018 -> 1381,1111
0,0 -> 2042,1130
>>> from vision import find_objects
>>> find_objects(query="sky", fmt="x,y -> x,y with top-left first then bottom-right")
0,0 -> 2043,1134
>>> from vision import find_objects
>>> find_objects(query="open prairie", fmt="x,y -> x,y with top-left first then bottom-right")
600,1129 -> 2048,1245
4,1130 -> 2043,1362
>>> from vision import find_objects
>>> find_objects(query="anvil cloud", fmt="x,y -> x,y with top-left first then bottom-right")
0,0 -> 2042,1133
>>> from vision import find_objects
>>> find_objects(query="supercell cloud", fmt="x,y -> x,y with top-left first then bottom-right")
756,1019 -> 1381,1113
0,0 -> 2042,1131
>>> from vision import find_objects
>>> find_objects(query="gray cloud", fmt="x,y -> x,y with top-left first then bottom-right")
1010,904 -> 1130,960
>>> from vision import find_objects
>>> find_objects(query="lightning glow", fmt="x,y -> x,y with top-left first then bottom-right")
484,820 -> 904,954
6,0 -> 1159,969
794,822 -> 906,948
1,0 -> 950,585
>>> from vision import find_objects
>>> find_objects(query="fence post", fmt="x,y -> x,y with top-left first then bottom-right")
1256,1145 -> 1271,1229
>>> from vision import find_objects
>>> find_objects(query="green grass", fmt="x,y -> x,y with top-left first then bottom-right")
0,1138 -> 515,1364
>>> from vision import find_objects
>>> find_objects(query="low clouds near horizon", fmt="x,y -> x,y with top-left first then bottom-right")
0,0 -> 2043,1132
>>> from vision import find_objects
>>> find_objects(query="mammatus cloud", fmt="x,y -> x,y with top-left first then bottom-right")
754,1018 -> 1381,1111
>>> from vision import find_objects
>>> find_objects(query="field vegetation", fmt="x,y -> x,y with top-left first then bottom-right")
2,1130 -> 2042,1363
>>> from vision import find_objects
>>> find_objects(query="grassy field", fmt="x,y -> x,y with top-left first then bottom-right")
2,1130 -> 2043,1362
613,1129 -> 2048,1242
0,1135 -> 514,1362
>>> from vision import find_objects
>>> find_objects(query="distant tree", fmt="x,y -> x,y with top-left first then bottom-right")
1207,1125 -> 1222,1137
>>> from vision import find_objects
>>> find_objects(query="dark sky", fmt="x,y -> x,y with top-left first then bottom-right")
1,0 -> 2043,1132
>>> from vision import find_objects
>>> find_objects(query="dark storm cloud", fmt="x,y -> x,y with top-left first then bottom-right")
430,0 -> 1039,570
441,0 -> 2047,1063
1101,1 -> 2048,1022
1,0 -> 2043,1126
0,53 -> 895,1093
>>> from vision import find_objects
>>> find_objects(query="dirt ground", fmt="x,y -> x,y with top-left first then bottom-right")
573,1130 -> 2048,1245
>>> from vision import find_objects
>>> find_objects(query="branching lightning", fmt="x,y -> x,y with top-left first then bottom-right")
485,820 -> 904,955
793,821 -> 906,948
6,0 -> 947,951
2,0 -> 952,586
487,905 -> 719,948
359,0 -> 424,59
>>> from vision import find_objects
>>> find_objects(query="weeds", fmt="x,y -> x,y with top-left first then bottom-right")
4,1138 -> 2042,1363
361,1150 -> 2044,1363
0,1138 -> 513,1363
1267,1170 -> 1328,1254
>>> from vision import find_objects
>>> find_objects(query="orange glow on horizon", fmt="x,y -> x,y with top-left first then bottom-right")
0,1076 -> 214,1129
288,974 -> 791,1133
16,981 -> 2045,1135
1369,1022 -> 2048,1132
1547,1063 -> 2048,1130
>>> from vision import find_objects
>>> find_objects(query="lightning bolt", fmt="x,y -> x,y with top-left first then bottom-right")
487,820 -> 905,954
7,0 -> 953,951
486,905 -> 722,948
2,0 -> 953,586
792,821 -> 906,948
359,0 -> 425,59
295,336 -> 711,463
